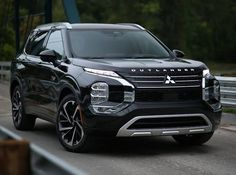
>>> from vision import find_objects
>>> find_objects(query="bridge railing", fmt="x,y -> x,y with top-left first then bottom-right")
0,61 -> 11,81
0,126 -> 85,175
0,61 -> 235,107
216,76 -> 236,107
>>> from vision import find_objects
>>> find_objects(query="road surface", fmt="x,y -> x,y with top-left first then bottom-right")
0,82 -> 236,175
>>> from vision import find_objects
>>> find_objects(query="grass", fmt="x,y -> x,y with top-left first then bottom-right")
205,61 -> 236,77
223,107 -> 236,114
205,61 -> 236,114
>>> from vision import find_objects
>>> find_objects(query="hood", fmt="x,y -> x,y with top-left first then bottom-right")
72,57 -> 207,73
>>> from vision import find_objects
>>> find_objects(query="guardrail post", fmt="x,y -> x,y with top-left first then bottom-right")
0,140 -> 30,175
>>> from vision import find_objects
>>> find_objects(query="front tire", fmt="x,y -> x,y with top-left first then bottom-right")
172,132 -> 214,145
11,86 -> 36,130
56,95 -> 89,152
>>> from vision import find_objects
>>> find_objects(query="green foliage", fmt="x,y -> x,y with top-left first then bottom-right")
223,107 -> 236,114
0,0 -> 235,63
75,0 -> 236,62
0,0 -> 15,61
53,0 -> 67,22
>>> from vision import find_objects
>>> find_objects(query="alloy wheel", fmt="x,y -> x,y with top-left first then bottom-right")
12,90 -> 22,125
58,100 -> 84,147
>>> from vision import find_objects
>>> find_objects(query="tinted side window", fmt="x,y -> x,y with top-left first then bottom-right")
46,30 -> 64,58
25,31 -> 48,56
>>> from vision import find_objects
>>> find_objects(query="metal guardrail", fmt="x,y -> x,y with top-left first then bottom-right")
0,61 -> 235,107
0,126 -> 85,175
216,76 -> 236,107
0,61 -> 11,81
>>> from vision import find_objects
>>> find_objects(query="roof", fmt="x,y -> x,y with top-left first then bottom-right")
35,22 -> 145,31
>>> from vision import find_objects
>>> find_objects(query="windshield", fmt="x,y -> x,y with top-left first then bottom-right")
69,29 -> 170,58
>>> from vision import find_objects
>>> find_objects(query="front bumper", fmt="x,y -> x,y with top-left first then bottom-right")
82,101 -> 222,137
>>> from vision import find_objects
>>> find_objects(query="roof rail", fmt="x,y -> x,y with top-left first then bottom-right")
36,22 -> 72,30
117,23 -> 145,30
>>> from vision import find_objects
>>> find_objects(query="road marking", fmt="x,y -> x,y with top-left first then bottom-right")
0,95 -> 10,102
0,113 -> 11,116
221,125 -> 236,132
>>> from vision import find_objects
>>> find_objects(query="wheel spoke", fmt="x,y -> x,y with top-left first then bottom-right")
75,121 -> 83,138
69,127 -> 76,146
16,91 -> 20,101
59,126 -> 73,132
14,111 -> 19,121
59,119 -> 69,123
12,107 -> 18,111
12,102 -> 19,110
12,96 -> 18,103
71,106 -> 78,120
59,112 -> 71,123
63,103 -> 73,124
18,111 -> 22,123
62,129 -> 72,141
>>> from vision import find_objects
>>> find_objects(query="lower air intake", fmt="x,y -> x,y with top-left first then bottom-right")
128,116 -> 208,129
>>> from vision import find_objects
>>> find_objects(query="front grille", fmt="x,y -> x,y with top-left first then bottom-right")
124,74 -> 202,89
135,87 -> 201,102
119,67 -> 202,89
128,116 -> 208,129
119,68 -> 202,102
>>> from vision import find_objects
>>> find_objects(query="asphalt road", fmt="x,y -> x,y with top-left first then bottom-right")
1,82 -> 236,175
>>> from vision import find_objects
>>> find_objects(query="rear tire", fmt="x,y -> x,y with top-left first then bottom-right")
172,132 -> 214,145
56,94 -> 90,152
11,86 -> 36,130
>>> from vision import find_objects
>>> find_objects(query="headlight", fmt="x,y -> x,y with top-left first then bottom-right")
91,82 -> 109,105
86,68 -> 135,114
212,80 -> 220,101
202,69 -> 221,109
202,69 -> 210,88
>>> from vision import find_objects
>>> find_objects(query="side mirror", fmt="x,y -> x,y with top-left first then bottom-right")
173,49 -> 185,58
39,50 -> 57,63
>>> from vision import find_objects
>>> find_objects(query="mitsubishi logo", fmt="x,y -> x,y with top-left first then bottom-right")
165,75 -> 175,84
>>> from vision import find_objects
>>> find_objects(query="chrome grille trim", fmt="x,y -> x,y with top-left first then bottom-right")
126,75 -> 201,78
136,85 -> 201,89
122,73 -> 202,89
171,75 -> 201,78
132,80 -> 163,83
174,80 -> 201,82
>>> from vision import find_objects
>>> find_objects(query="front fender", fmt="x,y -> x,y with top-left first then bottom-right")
58,75 -> 82,105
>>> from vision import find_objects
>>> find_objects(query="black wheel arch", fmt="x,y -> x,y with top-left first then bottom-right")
58,76 -> 82,107
10,76 -> 22,99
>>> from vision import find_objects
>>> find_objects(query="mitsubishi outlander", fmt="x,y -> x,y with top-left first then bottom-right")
10,23 -> 222,152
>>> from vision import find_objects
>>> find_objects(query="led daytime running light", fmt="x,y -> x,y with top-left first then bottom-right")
84,68 -> 120,77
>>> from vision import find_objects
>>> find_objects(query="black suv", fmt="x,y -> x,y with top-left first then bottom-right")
10,23 -> 222,152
